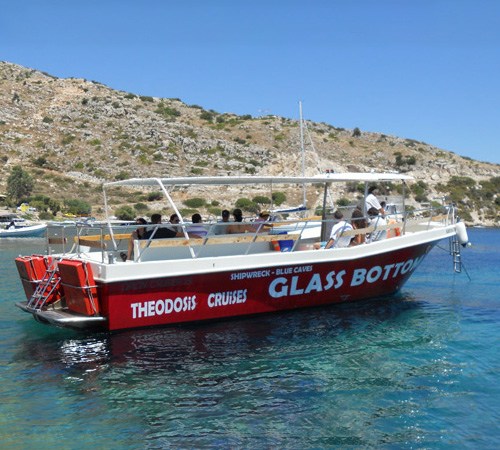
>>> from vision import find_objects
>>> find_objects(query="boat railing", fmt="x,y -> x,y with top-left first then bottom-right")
42,204 -> 456,263
399,203 -> 455,231
45,222 -> 135,262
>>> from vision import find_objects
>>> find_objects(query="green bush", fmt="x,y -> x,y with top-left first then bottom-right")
252,195 -> 271,205
346,182 -> 365,194
28,195 -> 60,215
7,166 -> 34,204
411,180 -> 429,203
114,205 -> 136,221
179,208 -> 196,217
64,199 -> 91,215
184,198 -> 206,208
235,198 -> 259,212
207,206 -> 222,216
33,156 -> 48,167
272,191 -> 286,206
147,192 -> 162,201
395,153 -> 417,167
200,111 -> 214,122
134,202 -> 149,212
39,211 -> 54,220
115,171 -> 130,180
155,102 -> 181,119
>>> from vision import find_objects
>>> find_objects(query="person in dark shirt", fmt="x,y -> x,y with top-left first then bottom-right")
142,213 -> 177,239
124,217 -> 148,260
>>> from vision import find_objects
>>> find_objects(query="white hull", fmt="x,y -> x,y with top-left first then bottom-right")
0,223 -> 47,238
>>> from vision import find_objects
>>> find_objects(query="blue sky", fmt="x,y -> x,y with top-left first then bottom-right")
1,0 -> 499,164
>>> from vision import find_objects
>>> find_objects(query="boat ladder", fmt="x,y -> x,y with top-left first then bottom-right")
449,235 -> 462,273
27,266 -> 61,311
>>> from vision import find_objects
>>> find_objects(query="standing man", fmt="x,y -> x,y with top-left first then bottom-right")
365,186 -> 385,216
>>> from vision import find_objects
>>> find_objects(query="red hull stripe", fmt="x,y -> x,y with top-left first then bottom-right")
99,243 -> 433,331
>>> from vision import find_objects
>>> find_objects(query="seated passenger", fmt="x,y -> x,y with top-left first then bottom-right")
324,210 -> 353,249
167,213 -> 180,233
212,209 -> 230,235
124,217 -> 148,260
255,210 -> 270,222
142,213 -> 178,239
350,209 -> 368,246
227,208 -> 254,234
186,213 -> 207,237
367,207 -> 388,241
252,210 -> 271,233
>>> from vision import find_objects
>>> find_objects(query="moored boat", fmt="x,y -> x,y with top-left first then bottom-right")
0,223 -> 47,238
14,173 -> 469,331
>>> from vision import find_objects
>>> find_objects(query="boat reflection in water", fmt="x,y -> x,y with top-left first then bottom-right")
18,294 -> 422,375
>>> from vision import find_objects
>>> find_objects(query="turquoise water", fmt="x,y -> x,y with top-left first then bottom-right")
1,229 -> 499,448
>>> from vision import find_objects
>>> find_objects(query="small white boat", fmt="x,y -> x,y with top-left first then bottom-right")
14,173 -> 469,332
0,223 -> 47,238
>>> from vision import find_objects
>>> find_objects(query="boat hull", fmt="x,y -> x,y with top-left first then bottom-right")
0,224 -> 47,238
92,241 -> 433,331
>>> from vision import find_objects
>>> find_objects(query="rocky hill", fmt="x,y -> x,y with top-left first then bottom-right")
0,61 -> 498,225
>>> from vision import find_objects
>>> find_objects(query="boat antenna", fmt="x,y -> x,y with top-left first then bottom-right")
301,108 -> 335,211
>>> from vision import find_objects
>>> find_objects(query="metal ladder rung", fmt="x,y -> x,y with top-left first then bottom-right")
27,269 -> 60,310
450,235 -> 462,273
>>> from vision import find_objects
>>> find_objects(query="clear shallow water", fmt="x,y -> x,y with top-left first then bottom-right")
1,229 -> 499,448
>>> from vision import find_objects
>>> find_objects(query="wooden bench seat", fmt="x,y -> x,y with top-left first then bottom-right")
133,233 -> 297,261
140,232 -> 295,248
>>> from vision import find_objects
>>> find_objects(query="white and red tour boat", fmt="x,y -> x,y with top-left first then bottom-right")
14,173 -> 469,331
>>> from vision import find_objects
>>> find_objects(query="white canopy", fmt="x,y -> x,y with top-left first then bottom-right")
104,173 -> 414,189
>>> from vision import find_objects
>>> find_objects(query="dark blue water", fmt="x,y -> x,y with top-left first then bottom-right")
1,229 -> 499,448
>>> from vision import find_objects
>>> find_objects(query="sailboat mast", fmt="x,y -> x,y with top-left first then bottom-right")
299,101 -> 306,212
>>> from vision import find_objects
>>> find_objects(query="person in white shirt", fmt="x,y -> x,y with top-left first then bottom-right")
367,207 -> 387,242
325,210 -> 353,249
186,213 -> 207,237
365,186 -> 385,216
